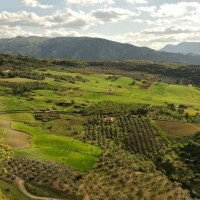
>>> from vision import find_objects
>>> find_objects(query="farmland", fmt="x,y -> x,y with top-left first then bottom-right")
84,115 -> 167,158
0,55 -> 200,199
156,120 -> 200,137
1,70 -> 200,111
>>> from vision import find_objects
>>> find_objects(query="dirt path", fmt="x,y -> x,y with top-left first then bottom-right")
15,177 -> 64,200
188,123 -> 200,131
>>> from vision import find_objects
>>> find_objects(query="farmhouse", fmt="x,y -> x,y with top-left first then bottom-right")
103,116 -> 115,122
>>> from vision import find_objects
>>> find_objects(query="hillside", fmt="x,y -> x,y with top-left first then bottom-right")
161,42 -> 200,55
1,36 -> 200,65
1,54 -> 200,199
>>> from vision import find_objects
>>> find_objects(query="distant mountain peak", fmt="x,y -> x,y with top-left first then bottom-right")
161,42 -> 200,55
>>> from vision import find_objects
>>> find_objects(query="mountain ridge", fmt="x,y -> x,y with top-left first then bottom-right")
161,42 -> 200,56
0,36 -> 200,65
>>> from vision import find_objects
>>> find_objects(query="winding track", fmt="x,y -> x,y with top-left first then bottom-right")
15,177 -> 64,200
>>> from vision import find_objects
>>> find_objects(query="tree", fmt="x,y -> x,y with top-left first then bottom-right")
185,112 -> 189,120
0,145 -> 12,168
0,145 -> 13,199
167,103 -> 176,111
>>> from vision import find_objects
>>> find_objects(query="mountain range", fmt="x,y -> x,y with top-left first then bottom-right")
0,36 -> 200,65
161,42 -> 200,55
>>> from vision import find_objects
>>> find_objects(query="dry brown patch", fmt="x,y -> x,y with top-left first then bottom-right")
1,128 -> 31,149
156,120 -> 200,137
0,119 -> 11,128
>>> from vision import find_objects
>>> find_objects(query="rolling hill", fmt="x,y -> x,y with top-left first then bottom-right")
0,36 -> 200,65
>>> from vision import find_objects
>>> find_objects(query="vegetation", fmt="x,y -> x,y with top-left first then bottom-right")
1,54 -> 200,199
0,180 -> 30,200
0,36 -> 200,64
0,145 -> 13,199
13,121 -> 101,170
83,115 -> 167,158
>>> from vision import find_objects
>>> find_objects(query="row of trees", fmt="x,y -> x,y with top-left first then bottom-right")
84,101 -> 149,115
84,115 -> 167,158
0,81 -> 67,94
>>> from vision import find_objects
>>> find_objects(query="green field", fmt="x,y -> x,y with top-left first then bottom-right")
1,71 -> 200,111
0,114 -> 101,171
12,122 -> 101,170
0,128 -> 5,138
0,113 -> 37,123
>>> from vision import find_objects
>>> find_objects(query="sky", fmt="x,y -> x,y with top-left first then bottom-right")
0,0 -> 200,49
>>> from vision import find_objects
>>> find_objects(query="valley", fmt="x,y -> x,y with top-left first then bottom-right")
0,54 -> 200,199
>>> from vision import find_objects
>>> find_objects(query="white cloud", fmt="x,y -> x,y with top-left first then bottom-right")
145,2 -> 200,18
0,26 -> 33,38
0,11 -> 50,27
43,30 -> 81,37
0,9 -> 98,30
143,26 -> 199,35
138,6 -> 156,13
47,9 -> 99,29
126,0 -> 147,4
92,8 -> 137,22
22,0 -> 53,9
65,0 -> 114,5
46,9 -> 76,23
134,1 -> 200,49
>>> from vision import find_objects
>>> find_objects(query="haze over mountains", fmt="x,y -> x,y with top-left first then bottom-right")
1,36 -> 200,65
161,42 -> 200,56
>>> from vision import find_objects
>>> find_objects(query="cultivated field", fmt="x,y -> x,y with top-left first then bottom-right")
1,128 -> 31,149
12,121 -> 101,170
156,120 -> 200,137
84,115 -> 167,158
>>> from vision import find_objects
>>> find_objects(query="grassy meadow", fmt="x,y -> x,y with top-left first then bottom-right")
12,121 -> 101,170
1,70 -> 200,111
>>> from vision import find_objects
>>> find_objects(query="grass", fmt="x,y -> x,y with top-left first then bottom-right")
12,122 -> 101,170
0,113 -> 37,123
43,114 -> 87,137
0,77 -> 36,83
18,147 -> 98,170
0,128 -> 5,138
0,180 -> 30,200
2,72 -> 200,112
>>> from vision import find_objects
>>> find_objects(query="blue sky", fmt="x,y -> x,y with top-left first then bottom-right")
0,0 -> 200,49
